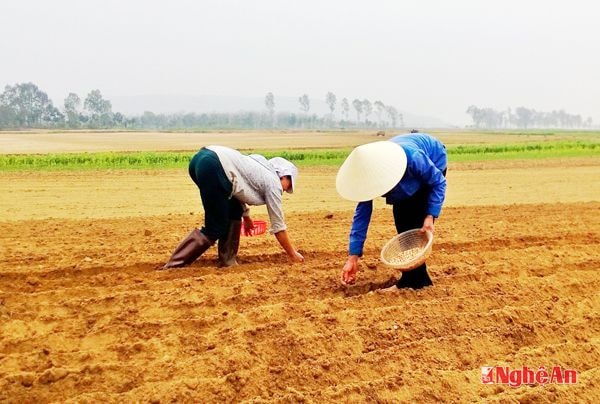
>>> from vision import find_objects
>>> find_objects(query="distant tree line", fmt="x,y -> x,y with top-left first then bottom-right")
0,82 -> 127,129
0,82 -> 406,130
2,82 -> 594,130
466,105 -> 593,129
265,92 -> 404,128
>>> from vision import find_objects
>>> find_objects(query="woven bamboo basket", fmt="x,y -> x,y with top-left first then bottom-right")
380,229 -> 433,271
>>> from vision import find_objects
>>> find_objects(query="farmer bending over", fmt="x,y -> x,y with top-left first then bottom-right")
163,145 -> 304,269
337,132 -> 447,289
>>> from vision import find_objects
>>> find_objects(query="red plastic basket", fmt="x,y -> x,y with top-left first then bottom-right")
241,220 -> 267,236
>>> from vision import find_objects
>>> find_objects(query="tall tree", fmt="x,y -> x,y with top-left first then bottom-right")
113,112 -> 125,127
64,92 -> 81,128
0,105 -> 18,127
466,105 -> 484,128
341,98 -> 350,121
298,94 -> 310,113
514,106 -> 534,129
0,82 -> 63,127
362,99 -> 373,123
385,105 -> 399,127
325,92 -> 337,118
265,92 -> 275,126
505,107 -> 514,128
84,89 -> 113,128
374,100 -> 385,126
352,99 -> 363,123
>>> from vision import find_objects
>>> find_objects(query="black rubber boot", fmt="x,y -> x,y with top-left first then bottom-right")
396,264 -> 433,289
163,228 -> 213,269
218,220 -> 242,267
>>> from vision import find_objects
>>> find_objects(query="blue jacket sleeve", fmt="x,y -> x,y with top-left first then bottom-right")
411,151 -> 447,217
348,200 -> 373,256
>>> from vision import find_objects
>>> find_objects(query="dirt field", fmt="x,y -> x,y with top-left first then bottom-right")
1,136 -> 600,402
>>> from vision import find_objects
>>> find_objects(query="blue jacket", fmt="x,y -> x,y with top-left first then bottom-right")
348,133 -> 447,256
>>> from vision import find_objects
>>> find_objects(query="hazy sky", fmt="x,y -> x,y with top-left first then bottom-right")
1,0 -> 599,125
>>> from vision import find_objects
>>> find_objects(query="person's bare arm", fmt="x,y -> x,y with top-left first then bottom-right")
274,230 -> 304,262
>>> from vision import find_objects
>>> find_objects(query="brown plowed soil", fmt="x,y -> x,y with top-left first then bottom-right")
1,160 -> 600,402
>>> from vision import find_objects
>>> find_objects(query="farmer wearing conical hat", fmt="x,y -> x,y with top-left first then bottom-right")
337,132 -> 447,289
163,146 -> 304,269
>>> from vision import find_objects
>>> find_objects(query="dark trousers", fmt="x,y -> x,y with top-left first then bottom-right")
188,148 -> 244,241
392,168 -> 447,289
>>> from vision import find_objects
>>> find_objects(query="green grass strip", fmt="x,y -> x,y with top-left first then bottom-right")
445,141 -> 599,161
0,141 -> 598,171
0,152 -> 193,171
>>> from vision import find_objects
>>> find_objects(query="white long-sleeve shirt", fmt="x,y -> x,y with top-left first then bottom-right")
206,145 -> 287,233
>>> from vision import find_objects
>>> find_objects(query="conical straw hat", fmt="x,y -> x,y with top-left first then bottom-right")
336,141 -> 407,202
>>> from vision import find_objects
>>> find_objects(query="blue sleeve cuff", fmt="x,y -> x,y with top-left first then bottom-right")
349,241 -> 364,256
427,205 -> 441,218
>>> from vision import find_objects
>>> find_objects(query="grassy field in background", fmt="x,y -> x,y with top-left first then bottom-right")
0,140 -> 598,171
